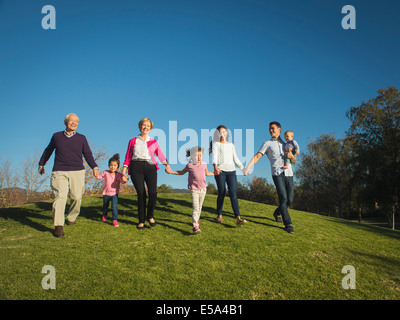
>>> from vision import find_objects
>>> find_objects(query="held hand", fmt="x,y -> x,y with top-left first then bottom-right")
214,168 -> 221,176
93,168 -> 99,177
243,168 -> 250,176
165,164 -> 172,174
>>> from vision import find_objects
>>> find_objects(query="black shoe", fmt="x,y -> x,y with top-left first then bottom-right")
273,213 -> 283,223
54,226 -> 64,238
285,225 -> 294,234
148,219 -> 156,227
66,220 -> 76,226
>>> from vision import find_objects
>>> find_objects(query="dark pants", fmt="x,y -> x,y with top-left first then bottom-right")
215,170 -> 240,217
103,194 -> 118,221
272,173 -> 294,226
129,161 -> 157,224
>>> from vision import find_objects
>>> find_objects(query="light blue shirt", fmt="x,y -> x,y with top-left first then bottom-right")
257,137 -> 293,177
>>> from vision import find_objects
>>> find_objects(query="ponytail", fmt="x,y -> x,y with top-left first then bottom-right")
108,153 -> 120,167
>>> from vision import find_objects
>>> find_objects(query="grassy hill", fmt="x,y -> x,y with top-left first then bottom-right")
1,193 -> 399,300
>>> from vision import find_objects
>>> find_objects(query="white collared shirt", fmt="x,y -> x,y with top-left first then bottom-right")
132,135 -> 152,162
64,130 -> 76,138
258,137 -> 293,177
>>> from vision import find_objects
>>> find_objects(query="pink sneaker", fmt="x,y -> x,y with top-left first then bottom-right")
112,220 -> 119,227
102,215 -> 107,222
192,226 -> 201,234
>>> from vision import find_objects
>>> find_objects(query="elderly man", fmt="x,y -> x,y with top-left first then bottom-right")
39,113 -> 99,237
244,121 -> 297,234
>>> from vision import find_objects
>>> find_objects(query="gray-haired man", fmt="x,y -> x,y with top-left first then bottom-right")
39,113 -> 99,237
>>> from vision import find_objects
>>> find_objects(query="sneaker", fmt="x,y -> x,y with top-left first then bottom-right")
285,225 -> 294,234
193,226 -> 201,234
112,220 -> 119,227
54,226 -> 64,238
273,212 -> 283,223
102,215 -> 107,222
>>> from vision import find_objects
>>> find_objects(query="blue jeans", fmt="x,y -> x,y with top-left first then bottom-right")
215,170 -> 240,217
103,195 -> 119,221
272,173 -> 294,226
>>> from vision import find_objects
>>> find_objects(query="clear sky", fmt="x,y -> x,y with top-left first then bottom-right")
1,0 -> 399,189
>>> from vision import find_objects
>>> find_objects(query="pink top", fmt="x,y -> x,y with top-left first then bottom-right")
96,171 -> 124,196
185,162 -> 207,190
123,137 -> 167,171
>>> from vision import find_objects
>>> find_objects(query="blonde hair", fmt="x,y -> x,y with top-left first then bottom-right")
138,117 -> 154,130
64,113 -> 79,125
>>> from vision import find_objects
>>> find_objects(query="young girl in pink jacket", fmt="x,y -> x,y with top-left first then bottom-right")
96,154 -> 128,227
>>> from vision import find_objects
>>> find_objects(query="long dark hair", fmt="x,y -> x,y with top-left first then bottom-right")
209,125 -> 229,154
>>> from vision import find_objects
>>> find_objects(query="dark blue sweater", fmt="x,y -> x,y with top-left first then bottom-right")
39,131 -> 98,171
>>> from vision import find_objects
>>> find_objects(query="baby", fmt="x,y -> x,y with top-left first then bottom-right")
281,130 -> 300,170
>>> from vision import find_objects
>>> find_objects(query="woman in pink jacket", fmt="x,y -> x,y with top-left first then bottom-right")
122,118 -> 171,230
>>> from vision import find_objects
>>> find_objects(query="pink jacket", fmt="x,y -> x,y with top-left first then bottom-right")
123,137 -> 167,171
96,171 -> 124,196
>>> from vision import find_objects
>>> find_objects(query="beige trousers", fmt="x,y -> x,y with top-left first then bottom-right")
51,170 -> 85,226
190,188 -> 207,228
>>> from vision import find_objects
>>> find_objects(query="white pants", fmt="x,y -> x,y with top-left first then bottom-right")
51,170 -> 85,226
190,188 -> 207,228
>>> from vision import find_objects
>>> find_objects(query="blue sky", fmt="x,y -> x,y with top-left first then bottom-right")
1,0 -> 399,189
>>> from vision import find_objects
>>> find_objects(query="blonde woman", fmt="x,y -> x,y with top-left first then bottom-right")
122,118 -> 171,230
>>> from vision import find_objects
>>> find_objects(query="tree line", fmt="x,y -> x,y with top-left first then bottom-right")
295,87 -> 399,229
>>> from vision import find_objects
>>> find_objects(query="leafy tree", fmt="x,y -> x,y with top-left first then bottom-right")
207,182 -> 217,195
248,176 -> 278,205
157,184 -> 174,193
237,177 -> 277,205
296,135 -> 351,218
346,86 -> 400,229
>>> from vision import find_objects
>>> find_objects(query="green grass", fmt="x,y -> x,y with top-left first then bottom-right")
1,193 -> 399,300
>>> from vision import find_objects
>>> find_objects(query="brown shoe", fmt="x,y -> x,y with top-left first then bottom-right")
66,220 -> 76,225
54,226 -> 64,238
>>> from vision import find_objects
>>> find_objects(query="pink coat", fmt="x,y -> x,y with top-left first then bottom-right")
123,137 -> 167,171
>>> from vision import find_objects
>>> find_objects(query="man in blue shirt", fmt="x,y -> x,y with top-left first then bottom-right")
244,121 -> 297,233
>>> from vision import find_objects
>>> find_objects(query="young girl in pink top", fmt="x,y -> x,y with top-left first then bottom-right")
96,154 -> 128,227
168,147 -> 214,234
